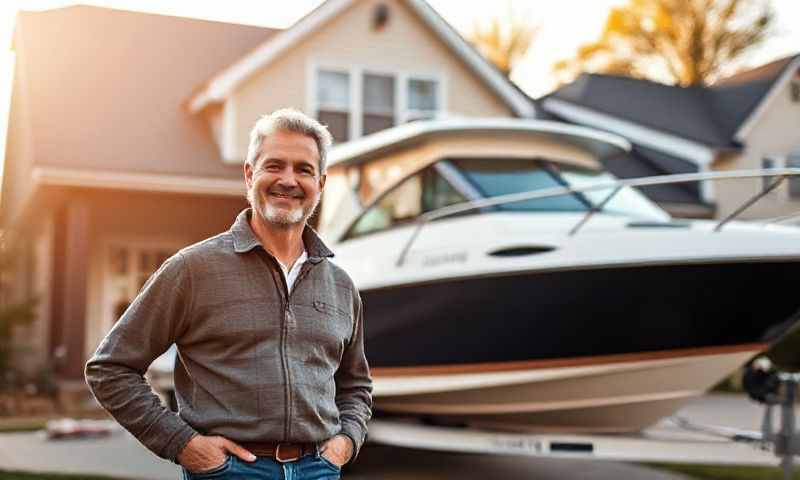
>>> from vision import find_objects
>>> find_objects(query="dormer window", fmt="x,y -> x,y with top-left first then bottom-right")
363,73 -> 395,136
316,69 -> 351,143
313,66 -> 444,142
407,78 -> 439,121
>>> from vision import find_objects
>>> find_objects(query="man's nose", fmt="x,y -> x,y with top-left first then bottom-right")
276,168 -> 300,187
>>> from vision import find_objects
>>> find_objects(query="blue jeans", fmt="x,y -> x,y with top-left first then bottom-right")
180,448 -> 342,480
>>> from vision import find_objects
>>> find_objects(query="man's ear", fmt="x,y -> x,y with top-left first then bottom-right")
318,174 -> 326,191
244,162 -> 253,189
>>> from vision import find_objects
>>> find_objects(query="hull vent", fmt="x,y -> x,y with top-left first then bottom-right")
488,246 -> 555,257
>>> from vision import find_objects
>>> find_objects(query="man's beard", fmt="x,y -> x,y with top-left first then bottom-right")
248,185 -> 320,227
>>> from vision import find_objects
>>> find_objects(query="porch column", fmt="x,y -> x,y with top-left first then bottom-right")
50,201 -> 91,381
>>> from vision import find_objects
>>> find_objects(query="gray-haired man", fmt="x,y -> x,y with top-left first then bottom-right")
86,108 -> 372,479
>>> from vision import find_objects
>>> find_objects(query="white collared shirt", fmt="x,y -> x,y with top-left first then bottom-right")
277,249 -> 308,292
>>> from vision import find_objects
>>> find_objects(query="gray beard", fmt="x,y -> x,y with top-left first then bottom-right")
248,188 -> 320,227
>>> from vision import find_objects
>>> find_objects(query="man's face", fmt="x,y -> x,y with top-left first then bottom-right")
244,130 -> 326,227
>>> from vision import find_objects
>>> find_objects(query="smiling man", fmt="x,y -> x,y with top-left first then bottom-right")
86,109 -> 372,480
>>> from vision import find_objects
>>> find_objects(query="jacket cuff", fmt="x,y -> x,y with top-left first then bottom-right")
339,422 -> 366,464
141,412 -> 198,462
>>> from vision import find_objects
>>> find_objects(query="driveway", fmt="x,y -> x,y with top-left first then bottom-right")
0,394 -> 773,480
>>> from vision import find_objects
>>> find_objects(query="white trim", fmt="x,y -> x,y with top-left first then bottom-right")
328,117 -> 631,167
311,63 -> 447,141
221,96 -> 238,163
736,56 -> 800,140
698,163 -> 714,203
188,0 -> 353,112
542,97 -> 715,167
187,0 -> 535,118
32,167 -> 245,196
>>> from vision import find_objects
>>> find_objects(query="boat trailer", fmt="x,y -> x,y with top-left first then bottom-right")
366,368 -> 800,478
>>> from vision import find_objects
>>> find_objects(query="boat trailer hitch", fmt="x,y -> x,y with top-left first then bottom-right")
745,359 -> 800,480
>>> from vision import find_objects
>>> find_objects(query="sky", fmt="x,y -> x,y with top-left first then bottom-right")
0,0 -> 798,180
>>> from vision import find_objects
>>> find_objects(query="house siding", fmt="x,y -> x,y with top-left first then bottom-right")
230,0 -> 514,160
714,69 -> 800,221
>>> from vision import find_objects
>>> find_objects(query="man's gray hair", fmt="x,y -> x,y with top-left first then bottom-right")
245,108 -> 333,174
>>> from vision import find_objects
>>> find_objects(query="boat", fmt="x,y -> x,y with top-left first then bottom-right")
317,118 -> 800,433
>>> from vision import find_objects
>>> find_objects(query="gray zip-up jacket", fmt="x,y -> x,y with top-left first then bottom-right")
85,209 -> 372,462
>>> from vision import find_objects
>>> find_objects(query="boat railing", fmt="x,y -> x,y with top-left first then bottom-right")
396,168 -> 800,266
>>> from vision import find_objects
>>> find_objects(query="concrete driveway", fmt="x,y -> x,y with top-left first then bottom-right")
0,394 -> 774,480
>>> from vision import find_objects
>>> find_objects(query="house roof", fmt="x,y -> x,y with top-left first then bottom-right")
186,0 -> 535,117
545,70 -> 782,149
7,5 -> 274,182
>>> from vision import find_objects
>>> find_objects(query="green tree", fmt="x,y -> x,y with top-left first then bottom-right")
554,0 -> 774,86
467,2 -> 538,78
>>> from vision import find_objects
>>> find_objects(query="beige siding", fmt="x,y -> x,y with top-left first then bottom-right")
714,71 -> 800,221
231,0 -> 514,161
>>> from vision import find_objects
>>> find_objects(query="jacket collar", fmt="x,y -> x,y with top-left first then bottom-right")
231,209 -> 334,263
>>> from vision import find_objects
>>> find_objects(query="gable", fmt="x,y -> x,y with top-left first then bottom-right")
219,0 -> 519,163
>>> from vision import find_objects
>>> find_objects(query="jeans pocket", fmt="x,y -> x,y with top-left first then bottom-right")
318,454 -> 342,472
185,455 -> 233,478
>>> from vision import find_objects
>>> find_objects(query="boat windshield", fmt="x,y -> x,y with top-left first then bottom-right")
344,157 -> 669,240
449,158 -> 669,221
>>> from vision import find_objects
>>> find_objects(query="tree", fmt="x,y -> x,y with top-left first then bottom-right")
467,3 -> 538,78
553,0 -> 774,86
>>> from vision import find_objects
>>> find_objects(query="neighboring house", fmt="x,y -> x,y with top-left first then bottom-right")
539,54 -> 800,220
0,0 -> 531,394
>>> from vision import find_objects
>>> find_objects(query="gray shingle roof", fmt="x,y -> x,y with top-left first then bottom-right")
546,55 -> 798,148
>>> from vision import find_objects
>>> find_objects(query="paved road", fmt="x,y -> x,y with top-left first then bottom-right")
0,394 -> 774,480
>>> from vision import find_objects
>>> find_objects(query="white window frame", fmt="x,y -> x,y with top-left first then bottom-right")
308,61 -> 446,141
99,236 -> 186,335
402,72 -> 446,123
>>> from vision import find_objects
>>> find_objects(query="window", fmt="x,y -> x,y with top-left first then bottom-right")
347,167 -> 466,238
762,157 -> 777,193
106,245 -> 173,327
788,154 -> 800,198
363,74 -> 395,136
317,70 -> 350,143
407,78 -> 439,121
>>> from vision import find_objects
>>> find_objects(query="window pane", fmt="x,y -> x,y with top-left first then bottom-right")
422,168 -> 467,212
408,79 -> 438,111
363,114 -> 394,136
451,158 -> 587,211
318,111 -> 349,143
350,173 -> 422,236
762,157 -> 776,193
364,74 -> 394,114
787,155 -> 800,198
317,70 -> 350,109
558,167 -> 669,221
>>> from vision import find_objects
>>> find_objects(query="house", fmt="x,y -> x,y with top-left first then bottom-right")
539,54 -> 800,221
0,0 -> 531,396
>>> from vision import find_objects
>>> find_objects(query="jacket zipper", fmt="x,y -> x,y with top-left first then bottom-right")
259,250 -> 318,442
282,261 -> 316,440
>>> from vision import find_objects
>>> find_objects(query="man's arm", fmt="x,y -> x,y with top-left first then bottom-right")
333,289 -> 373,463
85,253 -> 197,461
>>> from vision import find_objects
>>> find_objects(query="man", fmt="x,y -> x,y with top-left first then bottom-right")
86,108 -> 372,479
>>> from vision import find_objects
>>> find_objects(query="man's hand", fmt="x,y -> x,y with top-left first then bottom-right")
177,434 -> 256,473
319,434 -> 353,467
